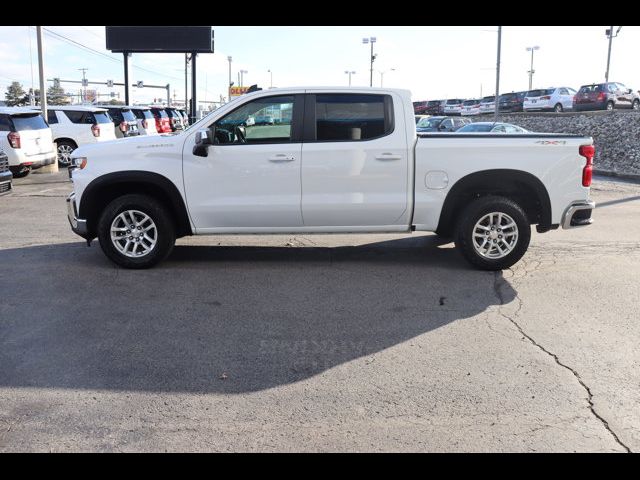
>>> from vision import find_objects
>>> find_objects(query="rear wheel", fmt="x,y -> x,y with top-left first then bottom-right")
554,103 -> 563,112
606,101 -> 614,111
455,196 -> 531,271
9,165 -> 31,178
97,194 -> 176,269
57,140 -> 77,167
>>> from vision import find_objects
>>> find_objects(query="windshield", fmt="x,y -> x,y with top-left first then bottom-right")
121,109 -> 137,122
446,99 -> 462,105
141,110 -> 154,119
417,117 -> 443,128
457,123 -> 493,132
463,100 -> 479,106
579,85 -> 604,93
11,113 -> 48,131
481,96 -> 495,103
153,109 -> 169,119
526,89 -> 555,97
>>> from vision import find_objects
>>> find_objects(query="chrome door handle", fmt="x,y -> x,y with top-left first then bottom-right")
268,154 -> 295,162
375,153 -> 402,161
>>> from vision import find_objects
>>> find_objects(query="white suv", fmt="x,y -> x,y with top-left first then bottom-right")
0,107 -> 56,178
47,106 -> 116,166
523,87 -> 577,112
443,99 -> 465,116
129,106 -> 158,136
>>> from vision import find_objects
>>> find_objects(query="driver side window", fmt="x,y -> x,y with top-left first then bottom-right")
213,95 -> 294,145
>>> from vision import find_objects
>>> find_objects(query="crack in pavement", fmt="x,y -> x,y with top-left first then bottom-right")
492,271 -> 631,453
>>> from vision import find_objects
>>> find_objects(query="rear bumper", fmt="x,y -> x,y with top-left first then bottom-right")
574,101 -> 606,111
67,192 -> 89,238
562,201 -> 595,229
7,151 -> 56,167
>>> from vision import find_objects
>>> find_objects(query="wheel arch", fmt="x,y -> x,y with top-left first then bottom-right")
78,171 -> 193,239
435,169 -> 552,236
54,138 -> 78,148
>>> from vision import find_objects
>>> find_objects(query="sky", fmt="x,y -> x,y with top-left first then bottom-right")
1,26 -> 639,107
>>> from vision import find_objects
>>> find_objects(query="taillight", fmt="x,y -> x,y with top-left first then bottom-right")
540,95 -> 551,100
579,144 -> 595,187
597,92 -> 606,101
7,131 -> 20,149
91,124 -> 100,137
119,121 -> 128,133
142,119 -> 148,129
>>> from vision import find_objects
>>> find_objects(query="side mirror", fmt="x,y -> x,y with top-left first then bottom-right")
193,127 -> 215,157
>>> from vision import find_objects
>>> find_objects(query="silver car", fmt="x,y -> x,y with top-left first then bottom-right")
523,87 -> 577,112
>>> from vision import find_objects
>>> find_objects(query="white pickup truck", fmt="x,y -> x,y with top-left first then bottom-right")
66,87 -> 595,270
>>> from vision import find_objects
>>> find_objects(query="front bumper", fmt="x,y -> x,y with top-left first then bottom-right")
0,170 -> 12,195
562,201 -> 595,229
67,192 -> 89,238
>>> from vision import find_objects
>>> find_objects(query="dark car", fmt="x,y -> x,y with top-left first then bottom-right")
497,91 -> 527,112
574,82 -> 640,111
413,100 -> 428,115
96,106 -> 140,138
416,116 -> 471,133
423,100 -> 446,115
164,107 -> 185,132
0,148 -> 12,195
149,107 -> 172,134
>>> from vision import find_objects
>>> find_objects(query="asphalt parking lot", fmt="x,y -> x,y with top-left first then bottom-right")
0,170 -> 638,452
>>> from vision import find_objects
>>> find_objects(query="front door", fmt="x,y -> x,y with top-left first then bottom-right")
183,94 -> 304,232
300,93 -> 409,227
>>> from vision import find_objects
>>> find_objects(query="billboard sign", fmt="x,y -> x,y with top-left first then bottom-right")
105,26 -> 214,53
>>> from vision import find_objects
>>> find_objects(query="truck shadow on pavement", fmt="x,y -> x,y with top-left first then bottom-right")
0,236 -> 516,394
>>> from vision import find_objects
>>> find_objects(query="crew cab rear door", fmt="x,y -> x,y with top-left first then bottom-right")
300,92 -> 410,227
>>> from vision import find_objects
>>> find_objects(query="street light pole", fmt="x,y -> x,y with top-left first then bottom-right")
227,56 -> 232,102
344,70 -> 355,86
240,70 -> 247,88
362,37 -> 377,87
268,69 -> 273,88
526,46 -> 540,91
495,26 -> 502,122
605,26 -> 622,82
379,68 -> 395,87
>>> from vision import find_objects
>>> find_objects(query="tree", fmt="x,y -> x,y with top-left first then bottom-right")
5,81 -> 26,106
47,84 -> 71,105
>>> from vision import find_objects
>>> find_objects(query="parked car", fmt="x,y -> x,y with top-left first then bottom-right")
423,100 -> 446,115
461,99 -> 482,116
413,100 -> 429,114
0,148 -> 12,194
416,116 -> 471,132
523,87 -> 577,112
415,114 -> 430,125
129,106 -> 158,136
96,105 -> 141,138
66,86 -> 595,272
443,99 -> 465,116
573,82 -> 640,111
164,107 -> 185,132
0,107 -> 56,177
497,91 -> 527,112
457,122 -> 529,133
255,114 -> 275,125
479,96 -> 496,114
149,107 -> 173,134
177,109 -> 189,128
47,106 -> 116,167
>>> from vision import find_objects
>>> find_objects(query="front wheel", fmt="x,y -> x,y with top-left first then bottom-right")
632,100 -> 639,110
97,194 -> 176,269
455,196 -> 531,271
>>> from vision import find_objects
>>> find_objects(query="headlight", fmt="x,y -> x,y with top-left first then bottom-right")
71,157 -> 87,169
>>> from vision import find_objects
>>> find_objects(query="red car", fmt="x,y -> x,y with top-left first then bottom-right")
149,107 -> 172,133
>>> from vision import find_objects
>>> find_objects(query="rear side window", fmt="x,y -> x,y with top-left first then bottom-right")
314,94 -> 392,141
11,114 -> 48,131
64,110 -> 87,123
47,110 -> 58,124
0,115 -> 11,131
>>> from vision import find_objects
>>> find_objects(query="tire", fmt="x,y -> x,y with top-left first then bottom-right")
57,140 -> 77,167
454,195 -> 531,271
633,100 -> 639,110
606,101 -> 614,111
97,194 -> 176,269
554,103 -> 563,113
9,165 -> 31,178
